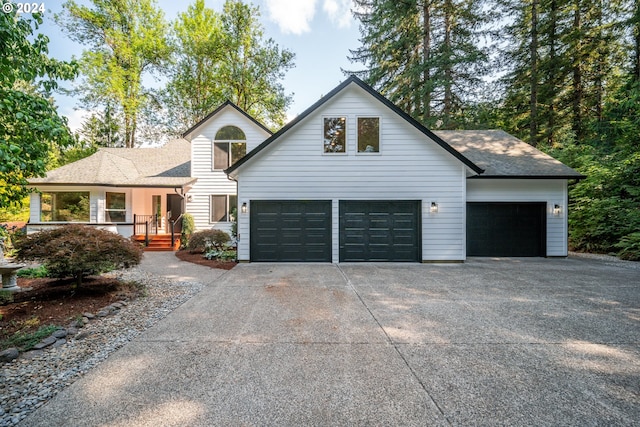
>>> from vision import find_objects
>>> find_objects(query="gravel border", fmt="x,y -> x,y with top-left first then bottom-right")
0,268 -> 205,426
569,251 -> 640,270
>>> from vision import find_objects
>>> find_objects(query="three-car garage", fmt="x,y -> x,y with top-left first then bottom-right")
249,199 -> 548,262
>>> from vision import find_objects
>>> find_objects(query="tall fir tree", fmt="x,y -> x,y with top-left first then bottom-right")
347,0 -> 489,128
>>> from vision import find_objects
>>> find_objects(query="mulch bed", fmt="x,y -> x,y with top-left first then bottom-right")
0,251 -> 235,350
1,276 -> 140,348
174,250 -> 237,270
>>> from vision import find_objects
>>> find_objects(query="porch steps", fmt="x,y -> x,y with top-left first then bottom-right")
133,234 -> 180,252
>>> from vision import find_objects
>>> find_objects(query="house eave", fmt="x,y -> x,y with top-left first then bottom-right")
181,100 -> 273,140
468,174 -> 586,180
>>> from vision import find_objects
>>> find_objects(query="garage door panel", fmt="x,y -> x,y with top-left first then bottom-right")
251,200 -> 331,262
467,202 -> 546,257
339,200 -> 420,262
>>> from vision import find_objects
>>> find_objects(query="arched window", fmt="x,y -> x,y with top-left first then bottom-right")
213,126 -> 246,169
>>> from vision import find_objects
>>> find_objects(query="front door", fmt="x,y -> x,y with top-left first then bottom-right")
166,194 -> 184,233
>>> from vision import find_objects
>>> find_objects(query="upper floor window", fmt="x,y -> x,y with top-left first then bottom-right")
323,117 -> 346,153
357,117 -> 380,153
214,125 -> 246,169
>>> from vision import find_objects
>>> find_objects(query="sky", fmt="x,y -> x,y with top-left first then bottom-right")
33,0 -> 363,133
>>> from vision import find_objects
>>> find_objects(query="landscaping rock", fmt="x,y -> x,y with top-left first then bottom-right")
0,348 -> 20,363
96,310 -> 109,318
52,329 -> 67,339
20,350 -> 44,360
82,312 -> 95,319
32,336 -> 57,350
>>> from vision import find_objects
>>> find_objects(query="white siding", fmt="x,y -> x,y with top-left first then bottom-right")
235,85 -> 469,262
188,106 -> 271,232
466,179 -> 569,256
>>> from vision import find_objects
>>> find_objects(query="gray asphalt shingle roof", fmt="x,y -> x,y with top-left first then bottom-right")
29,139 -> 195,187
434,130 -> 584,178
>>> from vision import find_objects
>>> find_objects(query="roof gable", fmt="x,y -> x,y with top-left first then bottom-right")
181,100 -> 273,140
225,75 -> 484,176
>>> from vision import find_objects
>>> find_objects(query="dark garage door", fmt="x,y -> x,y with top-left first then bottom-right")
250,200 -> 332,262
467,202 -> 546,257
340,200 -> 421,262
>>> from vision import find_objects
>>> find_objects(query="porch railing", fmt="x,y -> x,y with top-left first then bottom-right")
133,214 -> 159,246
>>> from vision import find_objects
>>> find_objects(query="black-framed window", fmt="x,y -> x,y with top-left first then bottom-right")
323,117 -> 346,153
40,192 -> 90,222
210,194 -> 238,222
213,126 -> 246,169
357,117 -> 380,153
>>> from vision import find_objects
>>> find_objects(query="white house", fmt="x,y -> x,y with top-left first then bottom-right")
225,76 -> 584,262
27,76 -> 583,259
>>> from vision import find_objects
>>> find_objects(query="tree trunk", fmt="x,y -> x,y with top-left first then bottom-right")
443,0 -> 453,128
530,0 -> 539,147
572,0 -> 584,141
422,0 -> 431,124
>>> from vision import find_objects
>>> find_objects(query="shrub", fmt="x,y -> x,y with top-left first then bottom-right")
203,246 -> 237,261
616,232 -> 640,261
14,224 -> 143,286
180,213 -> 195,249
17,265 -> 49,278
187,229 -> 230,253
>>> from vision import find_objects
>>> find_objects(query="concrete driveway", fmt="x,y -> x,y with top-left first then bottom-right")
22,256 -> 640,426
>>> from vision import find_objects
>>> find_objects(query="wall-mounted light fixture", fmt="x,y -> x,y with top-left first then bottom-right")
553,204 -> 561,216
186,194 -> 193,202
430,202 -> 438,213
241,202 -> 248,214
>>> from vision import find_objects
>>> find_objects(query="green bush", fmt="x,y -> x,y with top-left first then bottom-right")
616,232 -> 640,261
203,248 -> 237,261
180,213 -> 195,249
14,224 -> 143,286
17,265 -> 49,278
187,229 -> 231,253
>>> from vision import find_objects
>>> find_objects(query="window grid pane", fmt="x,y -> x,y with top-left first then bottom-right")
324,117 -> 346,153
358,117 -> 380,153
211,195 -> 228,222
213,143 -> 230,169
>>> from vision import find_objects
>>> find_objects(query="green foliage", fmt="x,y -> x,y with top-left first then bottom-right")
0,290 -> 13,305
17,265 -> 49,279
14,224 -> 143,286
348,0 -> 489,128
1,324 -> 57,352
203,247 -> 236,261
57,0 -> 171,147
164,0 -> 294,132
0,9 -> 78,207
187,229 -> 231,253
616,233 -> 640,261
0,223 -> 25,257
180,212 -> 195,249
230,207 -> 238,239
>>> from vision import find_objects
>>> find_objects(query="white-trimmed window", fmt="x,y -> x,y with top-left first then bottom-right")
213,126 -> 246,169
40,192 -> 90,222
105,192 -> 126,222
357,117 -> 380,153
323,117 -> 346,153
210,194 -> 238,222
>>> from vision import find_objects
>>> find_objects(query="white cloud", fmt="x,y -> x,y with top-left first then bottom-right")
264,0 -> 318,35
322,0 -> 353,29
62,108 -> 92,134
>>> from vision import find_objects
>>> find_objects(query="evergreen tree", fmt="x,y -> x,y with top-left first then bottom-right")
347,0 -> 489,128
